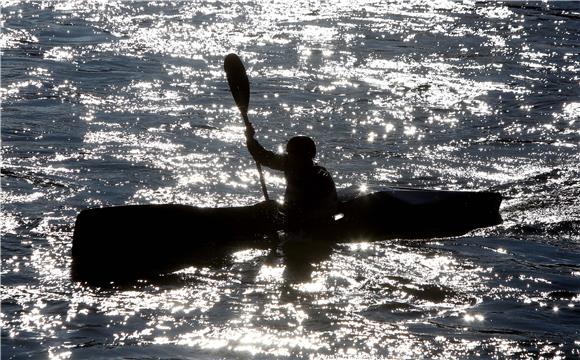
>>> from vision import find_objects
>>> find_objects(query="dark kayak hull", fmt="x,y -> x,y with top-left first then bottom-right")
71,188 -> 502,281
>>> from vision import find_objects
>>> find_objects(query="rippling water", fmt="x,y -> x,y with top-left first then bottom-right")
2,1 -> 580,359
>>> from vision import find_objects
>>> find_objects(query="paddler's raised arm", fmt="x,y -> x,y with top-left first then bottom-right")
245,123 -> 285,171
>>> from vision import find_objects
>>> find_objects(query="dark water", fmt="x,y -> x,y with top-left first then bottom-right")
2,1 -> 579,359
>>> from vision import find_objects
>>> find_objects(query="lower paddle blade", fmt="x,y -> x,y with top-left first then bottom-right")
224,53 -> 250,113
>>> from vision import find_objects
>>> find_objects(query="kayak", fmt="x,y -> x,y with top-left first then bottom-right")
71,188 -> 502,281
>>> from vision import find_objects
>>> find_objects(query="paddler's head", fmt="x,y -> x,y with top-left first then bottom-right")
286,136 -> 316,167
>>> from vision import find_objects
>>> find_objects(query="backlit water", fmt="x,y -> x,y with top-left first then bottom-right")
1,1 -> 579,358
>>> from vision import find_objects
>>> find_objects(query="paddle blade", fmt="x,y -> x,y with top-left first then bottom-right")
224,53 -> 250,114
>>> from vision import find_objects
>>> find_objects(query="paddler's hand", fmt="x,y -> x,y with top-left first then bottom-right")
245,123 -> 255,139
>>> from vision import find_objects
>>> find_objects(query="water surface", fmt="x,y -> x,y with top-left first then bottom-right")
2,1 -> 579,359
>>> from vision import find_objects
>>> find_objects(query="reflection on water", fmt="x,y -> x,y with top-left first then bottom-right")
2,0 -> 579,358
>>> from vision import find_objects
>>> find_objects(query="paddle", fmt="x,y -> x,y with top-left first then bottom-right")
224,53 -> 270,201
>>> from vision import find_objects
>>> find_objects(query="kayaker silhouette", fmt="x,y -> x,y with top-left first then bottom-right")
69,54 -> 503,283
224,53 -> 338,232
245,124 -> 338,231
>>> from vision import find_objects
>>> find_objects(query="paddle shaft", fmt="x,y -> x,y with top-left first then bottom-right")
241,112 -> 269,201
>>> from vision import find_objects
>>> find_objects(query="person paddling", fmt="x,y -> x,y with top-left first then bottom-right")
245,124 -> 338,231
224,53 -> 338,232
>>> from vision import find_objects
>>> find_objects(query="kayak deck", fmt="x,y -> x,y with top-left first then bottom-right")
336,188 -> 502,240
71,188 -> 502,281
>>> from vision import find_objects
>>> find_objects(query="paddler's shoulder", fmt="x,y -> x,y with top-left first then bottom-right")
312,164 -> 333,179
